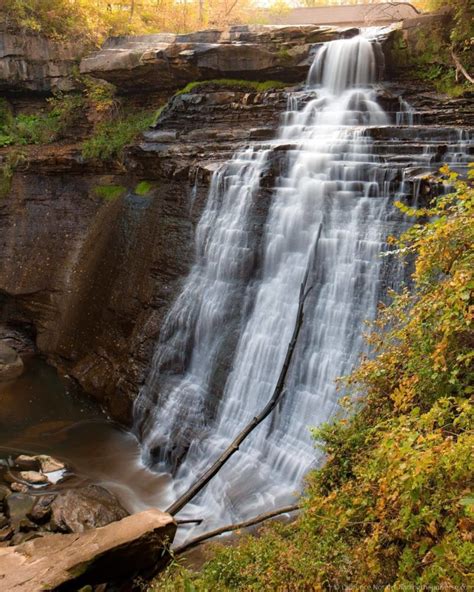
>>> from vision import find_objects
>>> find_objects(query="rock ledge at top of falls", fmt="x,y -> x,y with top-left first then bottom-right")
79,25 -> 360,92
0,508 -> 176,591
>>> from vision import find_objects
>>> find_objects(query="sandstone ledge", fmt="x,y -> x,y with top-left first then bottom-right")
0,508 -> 176,590
80,25 -> 360,93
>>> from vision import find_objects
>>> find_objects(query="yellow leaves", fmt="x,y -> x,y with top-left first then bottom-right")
391,375 -> 419,412
432,338 -> 448,372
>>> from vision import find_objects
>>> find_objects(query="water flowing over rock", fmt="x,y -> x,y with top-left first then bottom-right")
134,33 -> 473,540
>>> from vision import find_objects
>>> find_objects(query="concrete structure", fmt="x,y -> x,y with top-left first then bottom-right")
269,3 -> 419,26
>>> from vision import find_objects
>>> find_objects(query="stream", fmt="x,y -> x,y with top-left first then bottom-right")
0,356 -> 172,515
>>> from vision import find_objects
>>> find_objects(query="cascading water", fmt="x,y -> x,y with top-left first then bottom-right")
133,33 -> 472,538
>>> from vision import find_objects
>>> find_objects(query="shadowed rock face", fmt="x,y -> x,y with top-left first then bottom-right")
0,508 -> 176,591
0,343 -> 23,381
0,86 -> 288,422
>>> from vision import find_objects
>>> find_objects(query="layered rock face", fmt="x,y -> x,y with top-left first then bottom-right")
0,20 -> 472,424
80,25 -> 358,92
0,25 -> 84,93
0,84 -> 289,421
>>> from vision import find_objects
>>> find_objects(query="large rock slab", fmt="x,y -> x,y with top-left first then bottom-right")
0,342 -> 23,381
0,25 -> 86,94
80,24 -> 358,92
0,508 -> 176,590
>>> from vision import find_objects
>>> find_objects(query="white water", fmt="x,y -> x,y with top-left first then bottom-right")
132,34 -> 472,539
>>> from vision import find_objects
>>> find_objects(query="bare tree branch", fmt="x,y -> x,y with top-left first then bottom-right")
451,49 -> 474,85
174,504 -> 301,555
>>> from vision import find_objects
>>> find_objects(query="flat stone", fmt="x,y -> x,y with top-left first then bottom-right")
36,455 -> 65,473
18,472 -> 49,485
0,509 -> 176,590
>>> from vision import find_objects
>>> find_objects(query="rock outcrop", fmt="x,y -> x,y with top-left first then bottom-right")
80,25 -> 358,93
0,453 -> 130,546
0,508 -> 176,591
0,25 -> 85,94
0,19 -> 472,424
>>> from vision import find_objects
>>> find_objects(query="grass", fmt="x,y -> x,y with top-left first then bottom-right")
134,181 -> 154,196
81,110 -> 156,161
176,79 -> 289,96
93,184 -> 126,200
0,95 -> 84,147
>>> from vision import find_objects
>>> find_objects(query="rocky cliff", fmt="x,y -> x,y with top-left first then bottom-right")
0,19 -> 472,423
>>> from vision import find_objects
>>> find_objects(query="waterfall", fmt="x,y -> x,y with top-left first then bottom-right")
133,34 -> 471,538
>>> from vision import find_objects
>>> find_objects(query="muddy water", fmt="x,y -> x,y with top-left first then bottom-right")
0,356 -> 172,514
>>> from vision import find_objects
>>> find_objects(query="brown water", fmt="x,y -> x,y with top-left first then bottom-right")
0,357 -> 173,515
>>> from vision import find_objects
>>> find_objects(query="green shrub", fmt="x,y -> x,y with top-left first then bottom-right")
0,94 -> 84,147
81,111 -> 155,161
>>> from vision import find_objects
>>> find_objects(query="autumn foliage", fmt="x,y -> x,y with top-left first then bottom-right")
156,167 -> 474,589
0,0 -> 274,43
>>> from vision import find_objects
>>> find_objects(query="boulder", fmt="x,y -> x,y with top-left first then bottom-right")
49,484 -> 128,533
0,508 -> 176,590
0,343 -> 23,381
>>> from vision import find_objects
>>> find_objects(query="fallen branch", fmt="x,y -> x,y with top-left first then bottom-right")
451,49 -> 474,85
176,518 -> 203,525
174,504 -> 300,555
166,228 -> 321,516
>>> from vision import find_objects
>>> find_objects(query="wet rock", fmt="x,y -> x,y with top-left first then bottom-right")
0,526 -> 13,543
13,456 -> 41,472
0,343 -> 23,382
10,483 -> 28,494
27,495 -> 55,525
0,485 -> 10,503
49,484 -> 128,533
36,455 -> 65,473
0,508 -> 176,591
6,494 -> 36,528
18,472 -> 49,486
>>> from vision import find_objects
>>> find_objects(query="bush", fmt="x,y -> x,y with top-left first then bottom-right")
0,94 -> 84,147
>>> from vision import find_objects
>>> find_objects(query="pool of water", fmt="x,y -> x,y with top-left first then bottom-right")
0,357 -> 172,515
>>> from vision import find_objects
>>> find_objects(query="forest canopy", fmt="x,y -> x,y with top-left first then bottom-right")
1,0 -> 472,43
